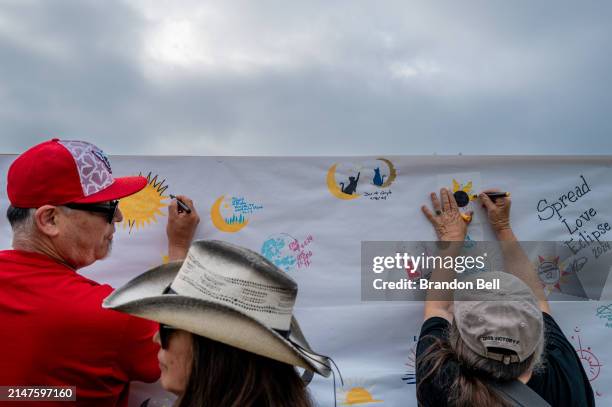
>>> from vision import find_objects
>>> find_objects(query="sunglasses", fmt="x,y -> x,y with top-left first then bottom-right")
159,323 -> 177,349
64,200 -> 119,224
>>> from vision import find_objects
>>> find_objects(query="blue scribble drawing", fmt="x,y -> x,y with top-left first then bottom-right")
261,235 -> 297,272
372,167 -> 386,186
402,372 -> 416,385
463,234 -> 476,249
226,213 -> 246,225
596,304 -> 612,323
231,197 -> 263,215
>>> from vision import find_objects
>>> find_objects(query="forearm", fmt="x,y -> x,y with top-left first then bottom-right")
424,242 -> 463,313
168,244 -> 189,261
420,188 -> 470,320
496,228 -> 551,313
166,195 -> 199,261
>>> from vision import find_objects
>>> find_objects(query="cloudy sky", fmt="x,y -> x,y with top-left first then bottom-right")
1,0 -> 611,155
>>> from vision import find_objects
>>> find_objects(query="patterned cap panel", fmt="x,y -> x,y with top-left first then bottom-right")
58,140 -> 115,196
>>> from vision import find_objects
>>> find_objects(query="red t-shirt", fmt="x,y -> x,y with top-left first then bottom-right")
0,250 -> 161,406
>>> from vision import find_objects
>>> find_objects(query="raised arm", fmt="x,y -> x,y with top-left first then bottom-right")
421,188 -> 472,322
167,195 -> 200,261
479,191 -> 551,314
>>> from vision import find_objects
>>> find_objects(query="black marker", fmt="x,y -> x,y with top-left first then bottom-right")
169,194 -> 192,213
483,192 -> 510,201
470,192 -> 511,201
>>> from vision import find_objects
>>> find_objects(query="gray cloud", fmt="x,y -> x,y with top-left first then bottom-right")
0,0 -> 611,155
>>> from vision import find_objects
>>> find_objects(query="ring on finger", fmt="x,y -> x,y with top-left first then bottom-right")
435,210 -> 442,216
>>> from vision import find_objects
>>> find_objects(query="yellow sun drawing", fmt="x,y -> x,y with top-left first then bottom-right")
338,379 -> 383,405
450,179 -> 478,222
452,179 -> 477,201
119,172 -> 169,233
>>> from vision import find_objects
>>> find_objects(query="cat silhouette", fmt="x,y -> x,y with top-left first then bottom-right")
372,167 -> 386,186
340,172 -> 360,195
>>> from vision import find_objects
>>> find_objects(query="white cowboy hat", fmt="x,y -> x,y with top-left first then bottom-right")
103,240 -> 331,377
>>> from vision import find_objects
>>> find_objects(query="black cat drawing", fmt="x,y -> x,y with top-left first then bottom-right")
340,172 -> 360,195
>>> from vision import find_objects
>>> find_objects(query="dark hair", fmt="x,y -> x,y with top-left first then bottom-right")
6,205 -> 32,228
176,334 -> 313,407
417,322 -> 543,407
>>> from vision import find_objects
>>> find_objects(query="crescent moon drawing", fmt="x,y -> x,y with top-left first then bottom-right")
210,195 -> 249,233
326,164 -> 360,200
378,158 -> 397,188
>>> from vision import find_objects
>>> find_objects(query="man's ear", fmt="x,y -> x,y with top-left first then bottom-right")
34,205 -> 62,237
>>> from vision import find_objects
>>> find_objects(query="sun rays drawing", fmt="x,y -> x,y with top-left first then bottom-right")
535,256 -> 572,295
452,179 -> 477,207
402,336 -> 418,385
571,327 -> 603,385
337,379 -> 383,405
118,172 -> 169,233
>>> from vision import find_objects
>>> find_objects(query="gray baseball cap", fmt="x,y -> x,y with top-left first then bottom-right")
453,271 -> 544,365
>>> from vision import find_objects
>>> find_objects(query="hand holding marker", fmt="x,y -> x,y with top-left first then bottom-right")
454,191 -> 511,222
169,194 -> 192,214
478,191 -> 511,201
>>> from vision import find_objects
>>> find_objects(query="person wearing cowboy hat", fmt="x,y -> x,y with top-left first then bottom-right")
104,239 -> 332,407
0,139 -> 200,406
416,188 -> 594,406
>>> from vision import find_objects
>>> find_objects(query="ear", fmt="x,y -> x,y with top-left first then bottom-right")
34,205 -> 62,237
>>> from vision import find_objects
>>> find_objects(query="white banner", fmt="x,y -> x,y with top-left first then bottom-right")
1,155 -> 610,406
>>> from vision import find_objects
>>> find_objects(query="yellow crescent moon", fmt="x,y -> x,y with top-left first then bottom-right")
326,163 -> 360,200
377,158 -> 397,188
210,195 -> 249,233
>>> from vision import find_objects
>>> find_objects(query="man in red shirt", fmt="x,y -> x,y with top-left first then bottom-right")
0,139 -> 200,406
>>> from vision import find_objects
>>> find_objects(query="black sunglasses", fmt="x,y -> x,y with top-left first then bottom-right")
159,323 -> 177,349
64,200 -> 119,224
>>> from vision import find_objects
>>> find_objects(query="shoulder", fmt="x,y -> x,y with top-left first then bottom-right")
49,275 -> 126,329
420,316 -> 451,333
418,317 -> 451,350
541,312 -> 576,353
415,317 -> 457,406
64,275 -> 114,304
416,316 -> 452,366
527,312 -> 596,406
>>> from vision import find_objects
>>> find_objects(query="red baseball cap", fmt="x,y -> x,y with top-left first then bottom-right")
7,139 -> 147,207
